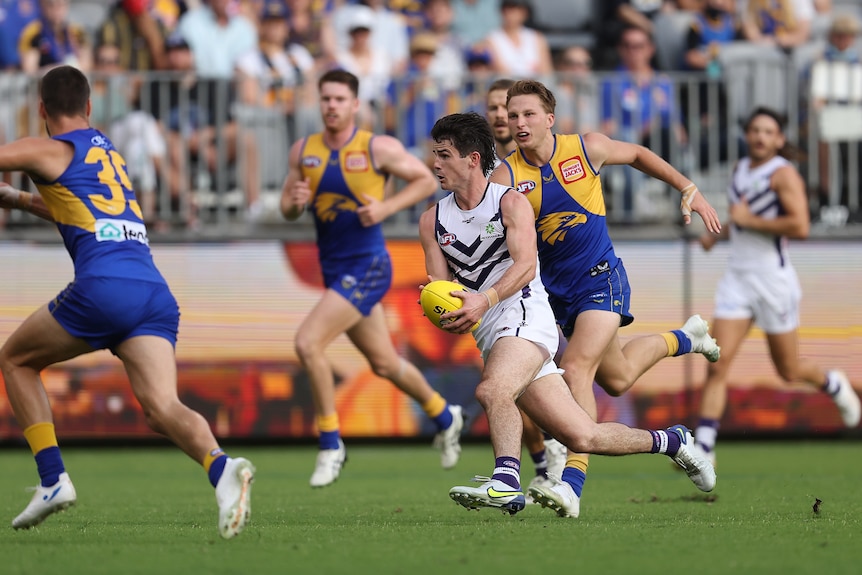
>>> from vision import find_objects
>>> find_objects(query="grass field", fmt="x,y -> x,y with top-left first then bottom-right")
1,442 -> 860,575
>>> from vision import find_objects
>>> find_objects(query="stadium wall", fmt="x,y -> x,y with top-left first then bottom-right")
0,239 -> 859,442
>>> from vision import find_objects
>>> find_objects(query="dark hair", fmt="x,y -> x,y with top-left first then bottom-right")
430,112 -> 496,178
507,79 -> 556,114
318,69 -> 359,97
40,65 -> 90,119
744,106 -> 786,133
487,78 -> 515,95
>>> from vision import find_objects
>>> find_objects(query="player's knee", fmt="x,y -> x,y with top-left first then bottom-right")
775,365 -> 798,383
369,358 -> 399,380
598,378 -> 629,397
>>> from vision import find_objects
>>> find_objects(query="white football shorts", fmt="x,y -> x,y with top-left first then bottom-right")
713,265 -> 802,334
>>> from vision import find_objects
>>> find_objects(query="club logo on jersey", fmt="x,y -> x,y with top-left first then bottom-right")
516,180 -> 536,194
314,192 -> 359,222
90,134 -> 111,149
302,156 -> 322,168
94,219 -> 149,245
439,232 -> 456,246
345,151 -> 369,172
480,221 -> 504,240
341,275 -> 357,289
559,156 -> 586,184
536,211 -> 587,245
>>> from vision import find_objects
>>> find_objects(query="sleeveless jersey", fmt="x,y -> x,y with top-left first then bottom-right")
727,155 -> 792,271
33,128 -> 164,284
434,182 -> 547,304
300,129 -> 388,263
501,134 -> 618,298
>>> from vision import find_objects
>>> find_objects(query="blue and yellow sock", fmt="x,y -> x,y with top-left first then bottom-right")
662,330 -> 692,357
422,393 -> 453,432
317,413 -> 341,450
491,456 -> 521,490
562,454 -> 588,497
204,447 -> 228,487
530,448 -> 548,478
24,422 -> 65,487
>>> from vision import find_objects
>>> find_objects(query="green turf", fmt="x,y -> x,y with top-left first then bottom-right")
1,442 -> 859,575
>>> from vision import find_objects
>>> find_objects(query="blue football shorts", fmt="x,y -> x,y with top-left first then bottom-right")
548,259 -> 634,338
321,252 -> 393,316
49,277 -> 180,350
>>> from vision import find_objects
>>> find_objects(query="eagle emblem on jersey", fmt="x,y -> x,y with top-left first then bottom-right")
537,211 -> 587,245
314,192 -> 359,222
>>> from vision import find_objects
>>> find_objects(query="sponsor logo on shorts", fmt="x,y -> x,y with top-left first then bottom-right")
558,156 -> 586,184
345,151 -> 369,172
589,261 -> 610,277
95,219 -> 149,245
302,155 -> 322,168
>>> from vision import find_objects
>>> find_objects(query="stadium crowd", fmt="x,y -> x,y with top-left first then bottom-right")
0,0 -> 860,230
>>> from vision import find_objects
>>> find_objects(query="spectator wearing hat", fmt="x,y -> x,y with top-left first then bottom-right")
333,4 -> 394,129
331,0 -> 410,74
483,0 -> 552,79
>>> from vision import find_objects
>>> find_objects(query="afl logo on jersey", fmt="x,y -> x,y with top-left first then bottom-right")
516,180 -> 536,194
345,151 -> 369,172
439,233 -> 456,246
90,134 -> 110,149
559,156 -> 586,184
303,156 -> 322,168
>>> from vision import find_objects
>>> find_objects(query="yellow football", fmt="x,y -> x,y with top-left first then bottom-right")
420,280 -> 480,332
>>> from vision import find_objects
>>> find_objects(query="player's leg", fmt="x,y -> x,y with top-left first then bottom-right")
521,410 -> 552,503
595,313 -> 720,396
693,317 -> 752,463
348,303 -> 463,468
448,336 -> 546,515
518,373 -> 716,517
115,335 -> 254,539
555,309 -> 620,508
294,289 -> 362,486
766,330 -> 861,428
0,305 -> 92,529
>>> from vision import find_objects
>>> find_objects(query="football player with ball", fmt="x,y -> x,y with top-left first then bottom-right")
418,112 -> 716,516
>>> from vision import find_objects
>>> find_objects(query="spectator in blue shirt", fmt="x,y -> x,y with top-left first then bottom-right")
0,0 -> 40,70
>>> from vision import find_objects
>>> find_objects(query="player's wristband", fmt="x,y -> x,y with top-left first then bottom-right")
16,191 -> 33,211
481,287 -> 499,308
680,184 -> 698,217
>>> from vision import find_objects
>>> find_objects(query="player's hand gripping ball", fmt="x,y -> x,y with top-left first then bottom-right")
420,280 -> 480,332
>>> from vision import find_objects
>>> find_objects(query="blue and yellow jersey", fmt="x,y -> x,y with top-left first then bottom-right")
502,133 -> 618,297
33,128 -> 165,284
300,129 -> 388,264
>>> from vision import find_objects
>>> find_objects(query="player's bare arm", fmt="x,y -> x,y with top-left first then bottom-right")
0,137 -> 77,222
442,190 -> 539,335
730,165 -> 810,238
279,138 -> 309,221
489,163 -> 514,187
358,135 -> 436,227
419,207 -> 452,282
582,132 -> 721,233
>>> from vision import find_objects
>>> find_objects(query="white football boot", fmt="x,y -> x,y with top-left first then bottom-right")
12,472 -> 77,529
215,457 -> 255,539
528,474 -> 580,518
828,370 -> 861,428
449,476 -> 525,515
669,425 -> 717,492
309,439 -> 347,488
433,405 -> 464,470
681,314 -> 721,363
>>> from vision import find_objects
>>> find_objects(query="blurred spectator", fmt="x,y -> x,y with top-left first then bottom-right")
333,4 -> 394,128
287,0 -> 337,69
331,0 -> 410,74
387,0 -> 425,33
145,34 -> 260,228
96,0 -> 187,71
385,32 -> 459,217
601,26 -> 687,219
19,0 -> 92,74
484,0 -> 553,78
740,0 -> 814,49
809,14 -> 862,212
237,0 -> 314,114
422,0 -> 467,90
0,0 -> 40,70
90,44 -> 132,131
683,0 -> 742,168
552,45 -> 599,135
460,47 -> 494,113
176,0 -> 257,79
451,0 -> 501,47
